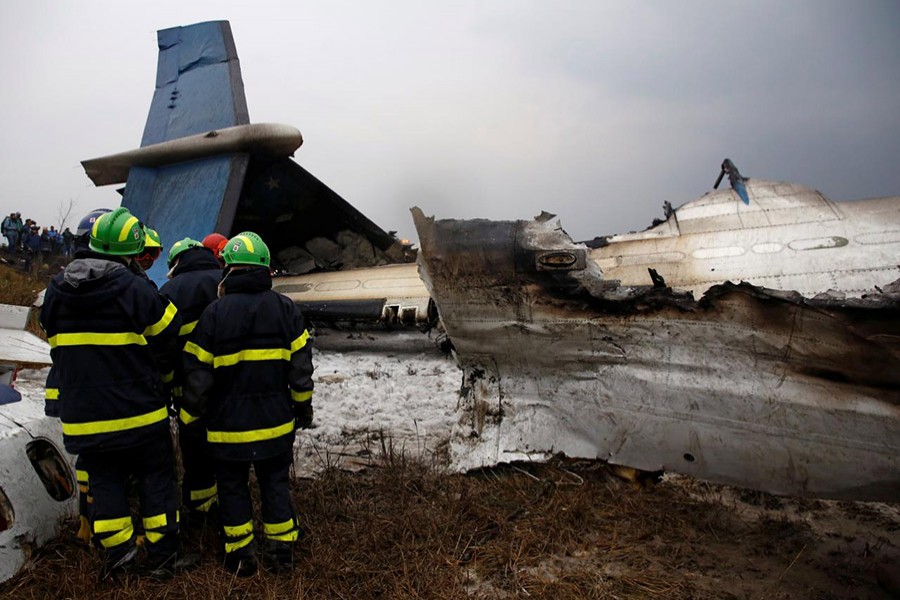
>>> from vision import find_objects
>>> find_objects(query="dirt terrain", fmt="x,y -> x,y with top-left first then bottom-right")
1,449 -> 897,599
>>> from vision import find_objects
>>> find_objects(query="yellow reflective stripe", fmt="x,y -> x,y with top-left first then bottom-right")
49,332 -> 147,348
197,496 -> 217,512
291,390 -> 312,403
78,485 -> 89,494
179,407 -> 199,425
76,469 -> 89,483
45,388 -> 59,400
197,333 -> 309,369
213,348 -> 289,368
173,386 -> 184,398
146,531 -> 164,544
179,320 -> 198,336
100,525 -> 134,548
94,516 -> 133,534
118,216 -> 140,242
236,235 -> 254,253
291,330 -> 310,353
224,521 -> 254,537
184,341 -> 213,365
190,485 -> 217,501
62,406 -> 168,436
143,513 -> 168,530
207,420 -> 294,444
161,371 -> 174,384
144,302 -> 177,337
263,519 -> 295,535
268,530 -> 299,542
225,534 -> 254,554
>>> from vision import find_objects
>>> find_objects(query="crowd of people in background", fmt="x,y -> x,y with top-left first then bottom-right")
2,211 -> 76,272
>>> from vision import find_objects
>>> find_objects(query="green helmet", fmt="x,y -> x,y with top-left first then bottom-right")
222,232 -> 270,267
167,237 -> 202,268
89,207 -> 145,256
143,226 -> 162,250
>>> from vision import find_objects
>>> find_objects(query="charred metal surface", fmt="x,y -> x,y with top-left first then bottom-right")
412,206 -> 900,501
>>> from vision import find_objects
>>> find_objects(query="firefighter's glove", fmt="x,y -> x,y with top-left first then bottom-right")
294,401 -> 314,430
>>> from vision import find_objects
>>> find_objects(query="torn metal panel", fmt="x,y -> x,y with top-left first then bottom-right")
412,199 -> 900,501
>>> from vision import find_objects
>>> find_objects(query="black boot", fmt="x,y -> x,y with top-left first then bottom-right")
262,539 -> 294,573
223,552 -> 258,577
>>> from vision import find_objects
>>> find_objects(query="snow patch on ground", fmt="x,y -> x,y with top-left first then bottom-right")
13,330 -> 463,476
297,329 -> 461,474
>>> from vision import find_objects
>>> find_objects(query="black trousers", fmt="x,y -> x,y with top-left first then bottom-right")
79,432 -> 179,566
179,424 -> 217,514
215,451 -> 298,559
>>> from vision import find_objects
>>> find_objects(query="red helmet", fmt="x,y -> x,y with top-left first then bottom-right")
202,233 -> 228,258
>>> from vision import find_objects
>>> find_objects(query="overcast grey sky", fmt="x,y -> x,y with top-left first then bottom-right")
1,1 -> 898,243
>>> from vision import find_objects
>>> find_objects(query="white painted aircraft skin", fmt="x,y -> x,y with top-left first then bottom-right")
0,375 -> 76,584
0,305 -> 52,368
592,181 -> 900,298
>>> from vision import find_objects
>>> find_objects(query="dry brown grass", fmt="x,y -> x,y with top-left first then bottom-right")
0,260 -> 48,307
2,450 -> 896,600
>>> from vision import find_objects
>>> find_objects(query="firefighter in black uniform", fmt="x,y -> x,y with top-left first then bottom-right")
159,238 -> 222,524
40,207 -> 184,579
44,208 -> 112,545
181,231 -> 314,576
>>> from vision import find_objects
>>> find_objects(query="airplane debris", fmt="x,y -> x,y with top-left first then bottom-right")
412,174 -> 900,502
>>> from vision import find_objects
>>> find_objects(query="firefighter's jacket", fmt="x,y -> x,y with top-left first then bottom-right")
159,247 -> 222,404
40,256 -> 181,455
44,365 -> 59,417
181,267 -> 314,462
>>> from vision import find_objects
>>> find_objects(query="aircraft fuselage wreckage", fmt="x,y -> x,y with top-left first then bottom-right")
413,165 -> 900,502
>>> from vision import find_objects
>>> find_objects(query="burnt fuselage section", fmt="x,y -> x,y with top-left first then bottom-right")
412,180 -> 900,501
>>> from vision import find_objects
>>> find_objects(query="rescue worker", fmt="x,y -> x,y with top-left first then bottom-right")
40,207 -> 186,579
43,208 -> 113,544
136,226 -> 163,271
165,238 -> 201,279
201,232 -> 228,267
181,232 -> 314,576
159,238 -> 222,526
